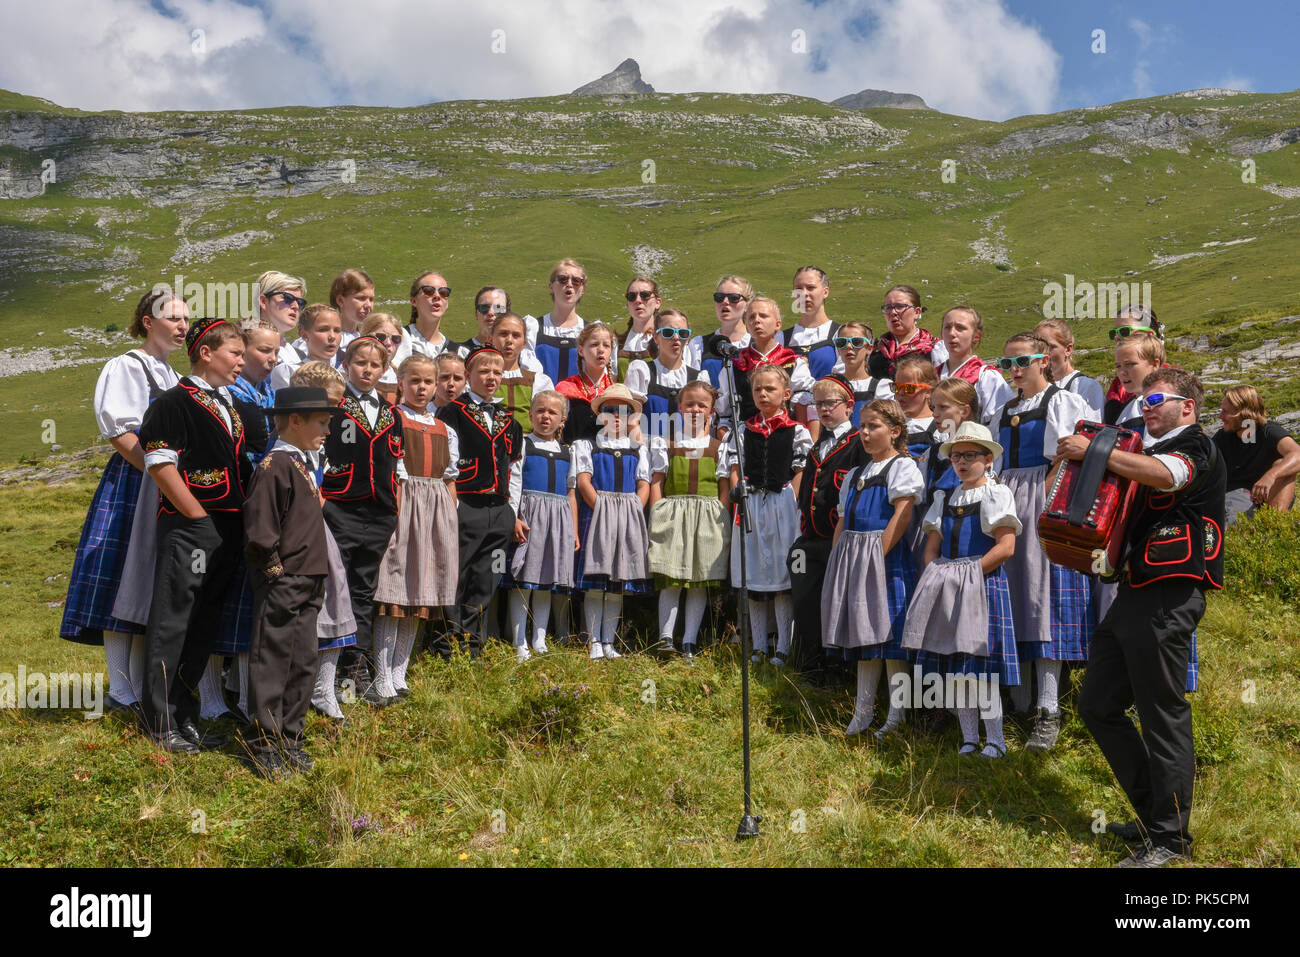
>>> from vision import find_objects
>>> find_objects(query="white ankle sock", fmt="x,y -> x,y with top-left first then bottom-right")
601,593 -> 623,646
773,593 -> 793,656
682,589 -> 707,646
584,590 -> 604,645
198,655 -> 229,720
530,591 -> 552,649
1037,659 -> 1062,712
103,631 -> 137,705
393,618 -> 419,690
747,598 -> 770,655
312,649 -> 344,719
659,587 -> 682,640
372,616 -> 398,697
508,590 -> 529,649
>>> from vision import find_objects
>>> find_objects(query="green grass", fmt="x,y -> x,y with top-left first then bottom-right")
0,467 -> 1295,866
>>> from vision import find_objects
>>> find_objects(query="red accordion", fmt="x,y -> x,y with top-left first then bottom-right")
1038,421 -> 1143,580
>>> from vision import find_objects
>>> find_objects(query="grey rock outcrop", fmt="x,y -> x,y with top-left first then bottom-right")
833,89 -> 930,111
572,59 -> 654,96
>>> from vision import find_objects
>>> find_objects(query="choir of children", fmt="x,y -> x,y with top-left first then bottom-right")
64,264 -> 1233,791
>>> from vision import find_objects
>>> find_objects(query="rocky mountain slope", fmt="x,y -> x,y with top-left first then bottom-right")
0,85 -> 1298,460
833,89 -> 930,110
572,59 -> 655,95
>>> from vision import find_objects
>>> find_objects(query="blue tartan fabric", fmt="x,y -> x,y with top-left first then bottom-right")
213,558 -> 254,655
318,631 -> 357,652
573,498 -> 652,595
60,454 -> 146,644
917,567 -> 1021,686
1020,562 -> 1094,662
842,544 -> 916,662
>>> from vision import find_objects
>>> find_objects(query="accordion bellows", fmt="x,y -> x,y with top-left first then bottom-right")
1038,421 -> 1143,579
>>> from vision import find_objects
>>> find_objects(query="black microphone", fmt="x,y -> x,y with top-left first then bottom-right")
710,338 -> 742,360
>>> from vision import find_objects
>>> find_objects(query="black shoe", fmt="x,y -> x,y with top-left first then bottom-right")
1107,820 -> 1143,843
1025,708 -> 1061,752
105,696 -> 146,728
153,730 -> 200,755
180,720 -> 228,750
247,750 -> 290,781
285,749 -> 314,773
395,688 -> 411,700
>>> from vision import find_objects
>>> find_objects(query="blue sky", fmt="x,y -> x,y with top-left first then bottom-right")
5,0 -> 1298,118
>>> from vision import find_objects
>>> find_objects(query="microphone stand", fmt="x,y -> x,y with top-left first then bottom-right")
719,342 -> 761,841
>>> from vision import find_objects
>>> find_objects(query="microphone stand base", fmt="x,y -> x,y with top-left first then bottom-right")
735,814 -> 763,840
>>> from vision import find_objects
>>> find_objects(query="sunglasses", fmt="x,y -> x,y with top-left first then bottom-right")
656,327 -> 692,340
554,274 -> 586,286
626,290 -> 656,302
419,285 -> 451,298
882,303 -> 919,315
889,382 -> 932,396
371,333 -> 402,344
476,303 -> 507,315
948,450 -> 988,464
714,292 -> 744,304
833,335 -> 873,349
1141,392 -> 1189,410
997,353 -> 1047,370
1109,325 -> 1154,341
272,292 -> 307,309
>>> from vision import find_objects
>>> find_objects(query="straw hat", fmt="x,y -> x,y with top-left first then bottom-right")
939,421 -> 1003,459
591,382 -> 643,415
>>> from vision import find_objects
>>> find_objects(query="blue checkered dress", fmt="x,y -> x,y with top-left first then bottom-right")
573,499 -> 652,595
1019,562 -> 1094,662
60,454 -> 145,645
843,545 -> 917,662
213,558 -> 254,655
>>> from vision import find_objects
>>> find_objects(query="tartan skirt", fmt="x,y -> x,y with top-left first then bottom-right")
60,453 -> 145,644
915,566 -> 1021,686
574,497 -> 652,595
824,531 -> 917,663
213,559 -> 254,655
1018,561 -> 1094,662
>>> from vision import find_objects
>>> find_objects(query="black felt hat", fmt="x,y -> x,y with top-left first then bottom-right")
268,386 -> 340,415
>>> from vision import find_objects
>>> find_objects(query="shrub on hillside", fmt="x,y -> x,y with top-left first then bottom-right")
1222,507 -> 1300,602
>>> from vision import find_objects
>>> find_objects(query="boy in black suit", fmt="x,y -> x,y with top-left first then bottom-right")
243,387 -> 337,779
140,317 -> 253,753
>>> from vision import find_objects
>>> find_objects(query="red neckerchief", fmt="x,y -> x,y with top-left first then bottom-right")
557,370 -> 612,404
733,342 -> 801,373
876,327 -> 938,366
745,410 -> 797,436
945,353 -> 984,385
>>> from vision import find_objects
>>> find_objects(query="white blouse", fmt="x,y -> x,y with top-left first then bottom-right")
838,455 -> 925,512
649,432 -> 729,479
572,434 -> 653,485
991,387 -> 1093,471
94,350 -> 180,440
923,482 -> 1023,536
1057,371 -> 1105,421
623,357 -> 711,403
395,404 -> 459,481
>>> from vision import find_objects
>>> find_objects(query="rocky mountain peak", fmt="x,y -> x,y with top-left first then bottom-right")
572,59 -> 654,96
833,89 -> 931,111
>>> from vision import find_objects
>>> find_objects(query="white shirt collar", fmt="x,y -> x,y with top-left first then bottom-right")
346,382 -> 379,402
271,438 -> 306,457
1144,422 -> 1193,449
466,390 -> 498,404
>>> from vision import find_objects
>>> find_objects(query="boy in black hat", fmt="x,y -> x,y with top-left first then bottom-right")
243,387 -> 338,779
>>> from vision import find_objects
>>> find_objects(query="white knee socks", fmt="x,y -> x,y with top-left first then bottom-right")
530,591 -> 552,652
508,590 -> 529,651
747,598 -> 770,655
392,618 -> 419,691
981,687 -> 1005,754
235,652 -> 249,721
773,594 -> 793,657
601,593 -> 623,648
682,589 -> 707,648
312,649 -> 344,719
847,660 -> 882,733
584,590 -> 604,645
956,707 -> 980,750
882,660 -> 909,730
104,631 -> 137,706
1037,659 -> 1062,712
659,587 -> 682,641
372,616 -> 398,697
198,655 -> 230,720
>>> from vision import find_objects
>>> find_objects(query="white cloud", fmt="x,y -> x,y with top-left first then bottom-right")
1128,18 -> 1153,97
3,0 -> 1061,120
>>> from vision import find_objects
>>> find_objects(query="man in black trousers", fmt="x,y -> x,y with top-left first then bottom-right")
1056,367 -> 1225,867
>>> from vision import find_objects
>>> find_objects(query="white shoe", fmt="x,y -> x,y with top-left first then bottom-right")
845,713 -> 874,736
589,642 -> 605,660
531,636 -> 549,654
515,645 -> 532,663
602,642 -> 622,660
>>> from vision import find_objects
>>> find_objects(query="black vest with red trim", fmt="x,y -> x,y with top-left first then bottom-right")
139,378 -> 253,515
742,424 -> 799,493
797,425 -> 867,538
1123,425 -> 1226,590
322,389 -> 404,512
436,395 -> 523,499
